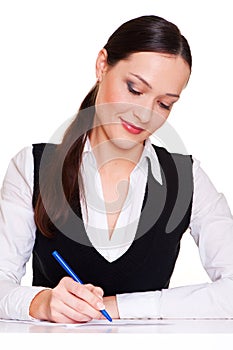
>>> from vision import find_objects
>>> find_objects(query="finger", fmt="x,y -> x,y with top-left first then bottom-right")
85,284 -> 104,299
63,295 -> 103,320
50,299 -> 93,323
63,279 -> 106,311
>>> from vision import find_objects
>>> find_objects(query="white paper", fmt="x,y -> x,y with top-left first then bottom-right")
0,318 -> 165,328
64,319 -> 164,327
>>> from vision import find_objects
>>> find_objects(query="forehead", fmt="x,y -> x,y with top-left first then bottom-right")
110,51 -> 191,91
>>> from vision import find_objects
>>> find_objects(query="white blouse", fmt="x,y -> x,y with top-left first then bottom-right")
0,139 -> 233,320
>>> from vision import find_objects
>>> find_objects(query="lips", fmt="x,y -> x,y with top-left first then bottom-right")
120,118 -> 144,135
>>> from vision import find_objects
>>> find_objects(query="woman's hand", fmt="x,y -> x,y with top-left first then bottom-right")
29,277 -> 107,323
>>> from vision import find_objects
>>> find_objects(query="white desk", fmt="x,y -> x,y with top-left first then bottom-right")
1,319 -> 233,350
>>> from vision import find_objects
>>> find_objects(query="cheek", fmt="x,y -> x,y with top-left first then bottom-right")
96,80 -> 127,105
149,112 -> 169,134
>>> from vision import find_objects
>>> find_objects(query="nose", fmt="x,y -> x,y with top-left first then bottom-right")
133,99 -> 155,124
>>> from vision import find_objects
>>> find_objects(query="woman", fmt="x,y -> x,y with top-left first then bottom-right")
0,15 -> 233,323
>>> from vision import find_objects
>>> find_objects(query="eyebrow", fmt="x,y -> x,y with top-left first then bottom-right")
166,93 -> 180,98
130,73 -> 152,89
129,73 -> 180,98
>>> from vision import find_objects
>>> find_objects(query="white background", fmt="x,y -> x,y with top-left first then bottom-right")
0,0 -> 232,288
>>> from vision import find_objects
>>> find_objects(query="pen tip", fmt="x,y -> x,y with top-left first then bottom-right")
101,309 -> 112,322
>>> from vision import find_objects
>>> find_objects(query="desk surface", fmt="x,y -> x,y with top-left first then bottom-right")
1,318 -> 233,333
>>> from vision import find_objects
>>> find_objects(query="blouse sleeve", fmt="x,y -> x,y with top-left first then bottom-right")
117,158 -> 233,319
0,146 -> 47,320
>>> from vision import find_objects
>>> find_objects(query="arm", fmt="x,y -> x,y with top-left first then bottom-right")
0,147 -> 47,320
114,158 -> 233,319
0,147 -> 111,322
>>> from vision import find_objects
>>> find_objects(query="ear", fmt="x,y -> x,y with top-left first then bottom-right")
95,48 -> 108,82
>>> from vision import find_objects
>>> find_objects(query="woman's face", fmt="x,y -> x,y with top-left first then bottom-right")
91,50 -> 190,151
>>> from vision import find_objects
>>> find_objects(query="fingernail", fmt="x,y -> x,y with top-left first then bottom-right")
97,301 -> 105,310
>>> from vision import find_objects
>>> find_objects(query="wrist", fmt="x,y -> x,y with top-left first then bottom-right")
103,295 -> 120,319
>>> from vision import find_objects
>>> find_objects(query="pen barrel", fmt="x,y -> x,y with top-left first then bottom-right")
52,250 -> 83,284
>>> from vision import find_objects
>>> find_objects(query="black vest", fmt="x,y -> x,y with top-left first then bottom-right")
32,143 -> 193,296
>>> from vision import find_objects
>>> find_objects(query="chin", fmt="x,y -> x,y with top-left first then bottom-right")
110,137 -> 143,151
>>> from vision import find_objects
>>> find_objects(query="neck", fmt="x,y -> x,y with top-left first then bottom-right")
89,127 -> 144,174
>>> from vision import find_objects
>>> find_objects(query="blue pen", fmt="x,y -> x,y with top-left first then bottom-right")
52,250 -> 112,322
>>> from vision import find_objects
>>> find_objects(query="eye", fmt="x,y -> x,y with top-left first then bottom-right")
127,81 -> 142,96
159,102 -> 171,111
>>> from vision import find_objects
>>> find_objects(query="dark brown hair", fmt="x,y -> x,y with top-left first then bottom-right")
34,15 -> 192,237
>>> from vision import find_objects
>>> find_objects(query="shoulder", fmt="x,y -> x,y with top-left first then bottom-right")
5,143 -> 58,187
32,142 -> 58,166
10,143 -> 58,167
9,145 -> 34,178
32,142 -> 57,155
1,146 -> 34,201
151,144 -> 193,177
152,144 -> 192,160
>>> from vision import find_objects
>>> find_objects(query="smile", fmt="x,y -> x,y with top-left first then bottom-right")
120,118 -> 144,135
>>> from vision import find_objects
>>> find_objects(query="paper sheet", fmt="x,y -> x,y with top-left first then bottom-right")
0,318 -> 166,327
64,319 -> 165,327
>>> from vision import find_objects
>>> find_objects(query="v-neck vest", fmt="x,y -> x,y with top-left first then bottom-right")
31,143 -> 193,295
